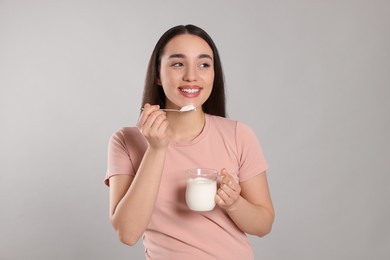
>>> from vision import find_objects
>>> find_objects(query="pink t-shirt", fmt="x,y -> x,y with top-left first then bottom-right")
105,114 -> 268,260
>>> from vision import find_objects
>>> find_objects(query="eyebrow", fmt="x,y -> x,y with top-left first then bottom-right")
168,53 -> 213,60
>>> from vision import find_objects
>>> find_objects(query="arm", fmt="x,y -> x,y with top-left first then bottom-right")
109,104 -> 170,245
216,169 -> 274,237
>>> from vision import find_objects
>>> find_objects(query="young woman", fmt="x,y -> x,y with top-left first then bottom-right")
105,24 -> 274,260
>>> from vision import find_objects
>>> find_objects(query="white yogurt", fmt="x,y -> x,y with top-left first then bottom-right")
186,177 -> 217,211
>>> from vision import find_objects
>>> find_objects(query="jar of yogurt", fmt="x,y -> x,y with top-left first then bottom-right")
185,168 -> 219,211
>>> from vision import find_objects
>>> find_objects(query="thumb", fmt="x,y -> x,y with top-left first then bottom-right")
220,168 -> 228,176
219,168 -> 229,181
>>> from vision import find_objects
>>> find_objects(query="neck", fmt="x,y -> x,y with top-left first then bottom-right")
167,110 -> 206,143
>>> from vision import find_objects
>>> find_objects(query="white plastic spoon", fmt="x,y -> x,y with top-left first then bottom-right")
142,104 -> 196,113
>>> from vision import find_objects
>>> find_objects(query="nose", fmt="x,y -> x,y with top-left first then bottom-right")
183,65 -> 197,82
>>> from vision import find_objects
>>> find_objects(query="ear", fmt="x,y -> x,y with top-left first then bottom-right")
156,78 -> 162,86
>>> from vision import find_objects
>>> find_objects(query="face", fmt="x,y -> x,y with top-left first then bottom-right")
158,34 -> 215,110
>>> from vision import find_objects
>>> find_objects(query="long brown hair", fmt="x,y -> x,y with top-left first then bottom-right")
141,24 -> 226,117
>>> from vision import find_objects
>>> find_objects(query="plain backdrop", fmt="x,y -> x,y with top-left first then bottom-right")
1,0 -> 389,259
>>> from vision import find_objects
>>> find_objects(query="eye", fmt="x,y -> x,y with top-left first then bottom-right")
200,63 -> 210,68
172,62 -> 183,67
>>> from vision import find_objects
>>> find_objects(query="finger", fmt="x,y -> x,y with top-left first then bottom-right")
219,169 -> 239,191
219,168 -> 231,182
215,194 -> 225,206
137,104 -> 160,128
147,111 -> 166,129
216,188 -> 234,205
156,118 -> 169,137
148,113 -> 168,136
142,109 -> 166,133
222,180 -> 240,193
220,183 -> 235,195
138,104 -> 159,127
220,185 -> 240,203
143,103 -> 151,109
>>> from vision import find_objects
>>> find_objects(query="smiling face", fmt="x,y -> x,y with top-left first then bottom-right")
158,34 -> 215,110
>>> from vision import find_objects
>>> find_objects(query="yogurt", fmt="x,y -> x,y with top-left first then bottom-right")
186,177 -> 217,211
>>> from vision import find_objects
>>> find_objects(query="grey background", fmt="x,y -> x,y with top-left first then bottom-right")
1,0 -> 389,259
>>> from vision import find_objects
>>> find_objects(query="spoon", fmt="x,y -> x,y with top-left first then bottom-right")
142,104 -> 197,113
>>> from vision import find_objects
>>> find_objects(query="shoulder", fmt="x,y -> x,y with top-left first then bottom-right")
109,127 -> 145,148
236,121 -> 257,137
207,114 -> 255,136
207,114 -> 237,131
110,127 -> 141,140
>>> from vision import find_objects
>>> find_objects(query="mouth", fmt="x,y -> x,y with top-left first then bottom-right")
180,88 -> 200,94
178,85 -> 202,97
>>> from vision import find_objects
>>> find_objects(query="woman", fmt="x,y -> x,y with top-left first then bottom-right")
105,24 -> 274,259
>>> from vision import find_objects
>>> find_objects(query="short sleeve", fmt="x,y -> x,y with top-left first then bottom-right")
104,127 -> 147,186
236,122 -> 269,182
104,128 -> 136,186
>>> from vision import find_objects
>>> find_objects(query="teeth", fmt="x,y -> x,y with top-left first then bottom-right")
180,89 -> 200,93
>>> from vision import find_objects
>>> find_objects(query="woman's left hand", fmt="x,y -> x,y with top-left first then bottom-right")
215,168 -> 242,210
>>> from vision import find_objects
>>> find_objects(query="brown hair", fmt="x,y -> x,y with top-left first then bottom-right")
141,24 -> 226,117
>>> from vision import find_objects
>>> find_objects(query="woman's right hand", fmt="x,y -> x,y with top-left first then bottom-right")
111,104 -> 170,245
137,103 -> 170,149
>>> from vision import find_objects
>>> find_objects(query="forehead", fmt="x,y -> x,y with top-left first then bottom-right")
162,34 -> 213,57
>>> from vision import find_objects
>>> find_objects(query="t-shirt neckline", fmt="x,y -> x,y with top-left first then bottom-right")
170,114 -> 210,147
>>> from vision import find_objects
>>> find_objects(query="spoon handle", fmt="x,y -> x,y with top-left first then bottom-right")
141,108 -> 180,112
160,108 -> 182,112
